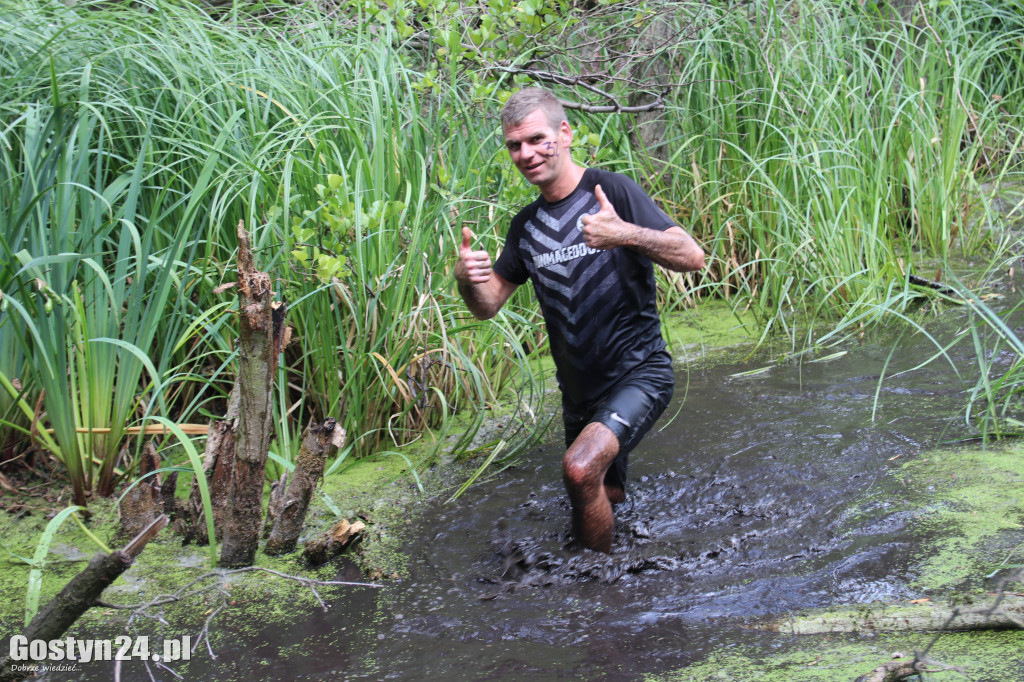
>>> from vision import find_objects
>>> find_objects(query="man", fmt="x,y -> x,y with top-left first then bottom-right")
455,87 -> 705,553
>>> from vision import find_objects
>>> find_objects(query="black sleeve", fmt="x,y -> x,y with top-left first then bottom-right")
595,169 -> 676,232
492,215 -> 530,286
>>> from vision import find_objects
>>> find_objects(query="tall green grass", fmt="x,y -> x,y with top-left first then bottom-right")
1,0 -> 1022,501
637,1 -> 1023,335
0,0 -> 547,501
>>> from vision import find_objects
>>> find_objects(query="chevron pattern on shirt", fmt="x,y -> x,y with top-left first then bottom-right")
518,195 -> 622,355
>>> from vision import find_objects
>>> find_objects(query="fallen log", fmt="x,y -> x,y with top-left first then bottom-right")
303,518 -> 366,567
264,418 -> 345,556
908,273 -> 959,297
754,596 -> 1024,635
0,515 -> 168,682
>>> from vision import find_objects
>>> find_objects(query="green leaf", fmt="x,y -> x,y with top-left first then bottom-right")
26,506 -> 87,626
517,0 -> 543,16
148,417 -> 217,566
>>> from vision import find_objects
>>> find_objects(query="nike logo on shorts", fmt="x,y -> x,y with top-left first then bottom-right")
610,412 -> 631,428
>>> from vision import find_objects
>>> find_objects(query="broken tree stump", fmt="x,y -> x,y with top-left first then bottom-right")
160,470 -> 178,520
117,440 -> 164,540
220,221 -> 289,568
0,516 -> 168,682
263,472 -> 289,539
183,384 -> 239,545
265,419 -> 345,556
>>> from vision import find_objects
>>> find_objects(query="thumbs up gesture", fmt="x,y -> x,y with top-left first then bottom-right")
580,184 -> 626,250
456,226 -> 492,284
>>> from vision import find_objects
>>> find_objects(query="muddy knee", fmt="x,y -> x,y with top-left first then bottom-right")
562,457 -> 604,493
563,422 -> 619,493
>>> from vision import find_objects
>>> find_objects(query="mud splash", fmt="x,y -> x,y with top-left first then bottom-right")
169,322 -> 1009,682
56,310 -> 1024,681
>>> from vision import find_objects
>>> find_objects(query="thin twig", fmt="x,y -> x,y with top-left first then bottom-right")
149,659 -> 183,680
99,565 -> 381,612
92,563 -> 383,670
195,602 -> 228,660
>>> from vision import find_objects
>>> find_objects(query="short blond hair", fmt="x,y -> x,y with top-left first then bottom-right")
501,87 -> 568,131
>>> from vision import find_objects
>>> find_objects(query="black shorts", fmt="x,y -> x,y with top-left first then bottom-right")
562,350 -> 675,491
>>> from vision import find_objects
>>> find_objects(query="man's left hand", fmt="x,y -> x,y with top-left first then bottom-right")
580,184 -> 628,250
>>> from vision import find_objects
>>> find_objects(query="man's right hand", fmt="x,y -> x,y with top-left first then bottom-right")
456,227 -> 493,285
454,227 -> 517,320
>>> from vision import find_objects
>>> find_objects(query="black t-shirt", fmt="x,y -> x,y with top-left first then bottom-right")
493,167 -> 676,411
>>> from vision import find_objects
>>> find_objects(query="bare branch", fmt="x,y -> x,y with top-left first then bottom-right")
85,565 -> 384,678
565,99 -> 665,114
484,66 -> 667,113
99,565 -> 381,613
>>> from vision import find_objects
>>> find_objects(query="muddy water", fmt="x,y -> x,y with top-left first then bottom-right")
177,325 -> 984,682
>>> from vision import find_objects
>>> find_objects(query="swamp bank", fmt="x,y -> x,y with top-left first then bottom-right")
3,300 -> 1024,681
2,0 -> 1023,678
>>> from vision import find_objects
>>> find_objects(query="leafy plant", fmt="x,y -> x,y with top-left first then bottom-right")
1,0 -> 1022,504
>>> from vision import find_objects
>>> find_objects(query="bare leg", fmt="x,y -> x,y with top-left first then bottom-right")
562,422 -> 620,553
604,485 -> 625,505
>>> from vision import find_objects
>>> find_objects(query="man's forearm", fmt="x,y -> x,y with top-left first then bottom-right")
622,224 -> 705,272
580,184 -> 706,273
457,279 -> 508,320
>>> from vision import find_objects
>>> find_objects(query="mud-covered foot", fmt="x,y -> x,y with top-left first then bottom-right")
604,485 -> 625,505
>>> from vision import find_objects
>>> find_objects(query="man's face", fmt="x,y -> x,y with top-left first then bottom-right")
503,108 -> 572,189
